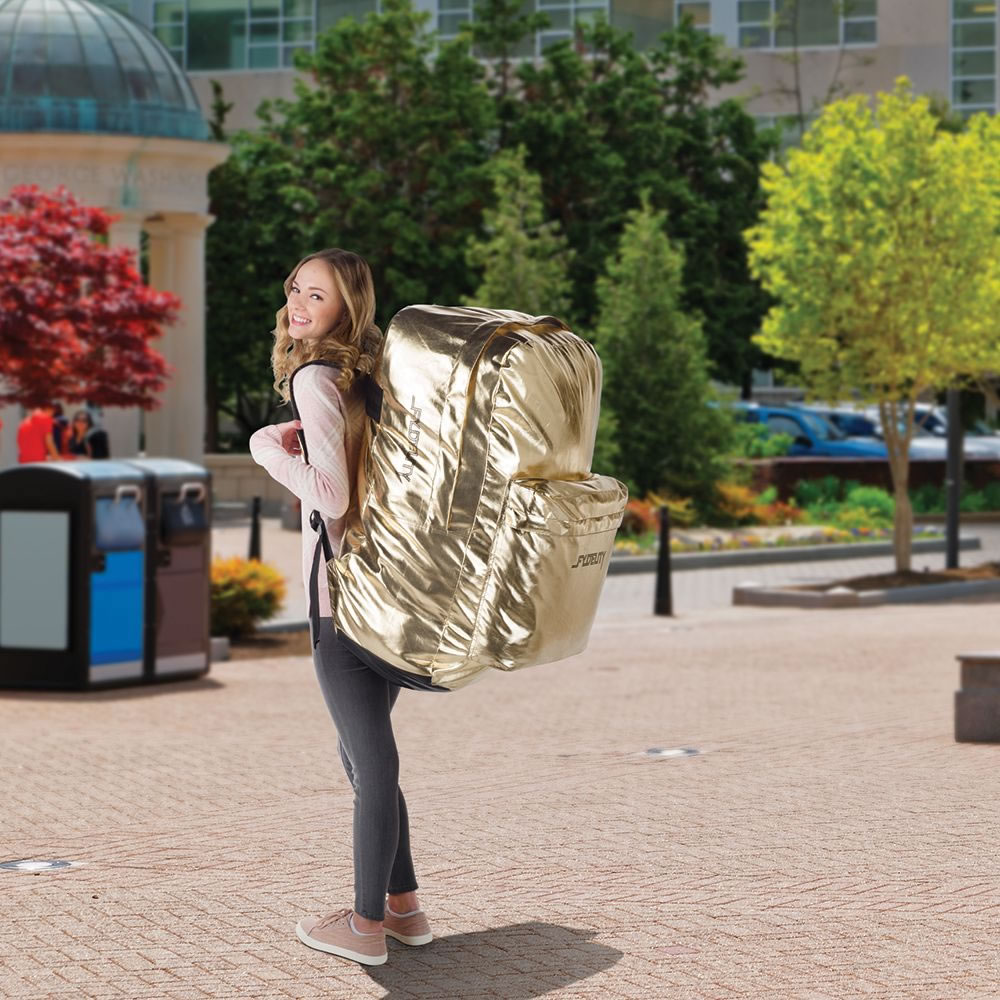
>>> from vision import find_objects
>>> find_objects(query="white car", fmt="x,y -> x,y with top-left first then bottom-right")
905,404 -> 1000,459
875,403 -> 1000,459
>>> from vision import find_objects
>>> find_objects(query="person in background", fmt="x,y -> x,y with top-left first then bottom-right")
66,410 -> 111,460
17,405 -> 60,463
87,423 -> 110,459
66,410 -> 94,458
51,404 -> 70,457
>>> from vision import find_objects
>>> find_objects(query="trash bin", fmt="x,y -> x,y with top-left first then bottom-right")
0,461 -> 147,690
123,459 -> 211,681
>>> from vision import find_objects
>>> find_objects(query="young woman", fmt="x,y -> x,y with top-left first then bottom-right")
249,249 -> 432,967
66,410 -> 94,458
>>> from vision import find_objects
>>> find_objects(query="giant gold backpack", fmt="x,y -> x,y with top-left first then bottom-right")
301,305 -> 628,690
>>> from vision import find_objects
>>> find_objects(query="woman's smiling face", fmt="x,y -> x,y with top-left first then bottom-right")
286,258 -> 345,341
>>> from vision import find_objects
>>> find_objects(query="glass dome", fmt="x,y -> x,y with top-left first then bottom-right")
0,0 -> 210,140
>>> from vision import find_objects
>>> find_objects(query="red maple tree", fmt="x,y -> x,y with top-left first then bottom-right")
0,185 -> 177,408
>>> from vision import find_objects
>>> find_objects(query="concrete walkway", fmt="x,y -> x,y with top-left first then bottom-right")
2,590 -> 999,997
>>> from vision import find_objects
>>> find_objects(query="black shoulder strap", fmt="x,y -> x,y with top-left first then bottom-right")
365,376 -> 383,424
288,360 -> 382,428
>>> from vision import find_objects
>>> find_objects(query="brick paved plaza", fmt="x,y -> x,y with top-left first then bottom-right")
2,583 -> 1000,999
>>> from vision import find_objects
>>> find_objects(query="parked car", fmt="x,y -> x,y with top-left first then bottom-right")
731,403 -> 888,458
796,404 -> 994,460
903,404 -> 1000,458
859,404 -> 1000,459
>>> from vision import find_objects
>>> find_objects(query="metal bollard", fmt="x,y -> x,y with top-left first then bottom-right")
945,388 -> 962,570
654,505 -> 673,617
248,495 -> 262,561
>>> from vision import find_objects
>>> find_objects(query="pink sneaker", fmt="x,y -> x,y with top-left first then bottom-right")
383,905 -> 433,946
295,908 -> 388,965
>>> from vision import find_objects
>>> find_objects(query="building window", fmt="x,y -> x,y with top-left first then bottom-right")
437,0 -> 609,57
153,0 -> 186,66
952,0 -> 997,116
142,0 -> 316,70
675,1 -> 710,31
738,0 -> 876,50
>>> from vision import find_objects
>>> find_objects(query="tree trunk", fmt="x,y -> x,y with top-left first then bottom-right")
880,398 -> 915,572
892,475 -> 913,572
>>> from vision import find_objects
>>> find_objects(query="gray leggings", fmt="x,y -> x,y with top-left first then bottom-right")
311,618 -> 419,920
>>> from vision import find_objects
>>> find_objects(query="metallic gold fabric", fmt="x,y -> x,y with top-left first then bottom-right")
329,306 -> 628,689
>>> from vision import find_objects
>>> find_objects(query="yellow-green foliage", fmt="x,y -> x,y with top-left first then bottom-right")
745,77 -> 1000,400
744,77 -> 1000,568
210,556 -> 287,638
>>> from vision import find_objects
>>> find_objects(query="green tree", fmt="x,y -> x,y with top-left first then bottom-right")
205,0 -> 496,443
745,78 -> 1000,569
463,146 -> 573,317
205,85 -> 312,449
262,0 -> 496,321
505,17 -> 778,393
593,196 -> 731,501
468,0 -> 549,145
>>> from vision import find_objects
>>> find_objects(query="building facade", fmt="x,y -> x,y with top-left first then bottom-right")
91,1 -> 995,131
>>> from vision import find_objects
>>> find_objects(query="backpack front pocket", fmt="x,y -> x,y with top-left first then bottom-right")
470,473 -> 628,671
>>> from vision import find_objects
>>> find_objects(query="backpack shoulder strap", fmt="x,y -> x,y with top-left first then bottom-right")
288,360 -> 382,429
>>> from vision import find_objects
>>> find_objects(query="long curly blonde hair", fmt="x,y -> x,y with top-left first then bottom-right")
271,248 -> 382,402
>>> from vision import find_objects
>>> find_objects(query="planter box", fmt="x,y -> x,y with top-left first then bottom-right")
955,651 -> 1000,742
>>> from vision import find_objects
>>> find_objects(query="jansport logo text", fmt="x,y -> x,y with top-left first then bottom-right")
401,396 -> 421,481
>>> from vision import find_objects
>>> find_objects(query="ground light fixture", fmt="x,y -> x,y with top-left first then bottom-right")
641,747 -> 701,759
0,860 -> 75,872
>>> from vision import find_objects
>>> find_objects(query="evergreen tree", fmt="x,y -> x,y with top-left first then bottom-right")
593,196 -> 730,500
463,146 -> 573,317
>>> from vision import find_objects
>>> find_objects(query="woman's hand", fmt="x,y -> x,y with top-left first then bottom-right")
275,419 -> 303,457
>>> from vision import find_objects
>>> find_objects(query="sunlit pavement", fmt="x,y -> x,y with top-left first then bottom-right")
1,567 -> 999,997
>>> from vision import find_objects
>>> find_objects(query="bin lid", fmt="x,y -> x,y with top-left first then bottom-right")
124,458 -> 208,477
0,460 -> 146,484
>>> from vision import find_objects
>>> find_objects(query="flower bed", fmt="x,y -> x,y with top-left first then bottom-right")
614,480 -> 946,556
613,524 -> 942,556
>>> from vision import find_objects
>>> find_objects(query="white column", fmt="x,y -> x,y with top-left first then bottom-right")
101,212 -> 146,458
0,404 -> 20,469
144,212 -> 212,461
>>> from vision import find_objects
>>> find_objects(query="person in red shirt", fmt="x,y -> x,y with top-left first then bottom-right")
17,406 -> 60,463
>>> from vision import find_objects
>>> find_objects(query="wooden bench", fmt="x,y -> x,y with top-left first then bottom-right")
955,652 -> 1000,742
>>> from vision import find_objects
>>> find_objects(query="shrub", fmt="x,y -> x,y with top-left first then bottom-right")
961,489 -> 989,513
618,499 -> 657,537
731,423 -> 794,458
794,475 -> 842,508
984,481 -> 1000,510
752,499 -> 806,526
210,556 -> 287,638
710,482 -> 758,525
843,485 -> 895,523
910,482 -> 944,514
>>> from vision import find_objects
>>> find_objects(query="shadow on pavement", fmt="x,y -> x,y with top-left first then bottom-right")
365,921 -> 622,999
0,676 -> 226,701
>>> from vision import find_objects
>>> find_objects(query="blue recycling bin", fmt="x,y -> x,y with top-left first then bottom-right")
0,461 -> 147,690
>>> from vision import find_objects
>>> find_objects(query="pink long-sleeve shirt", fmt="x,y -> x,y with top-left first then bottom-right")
249,364 -> 368,619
